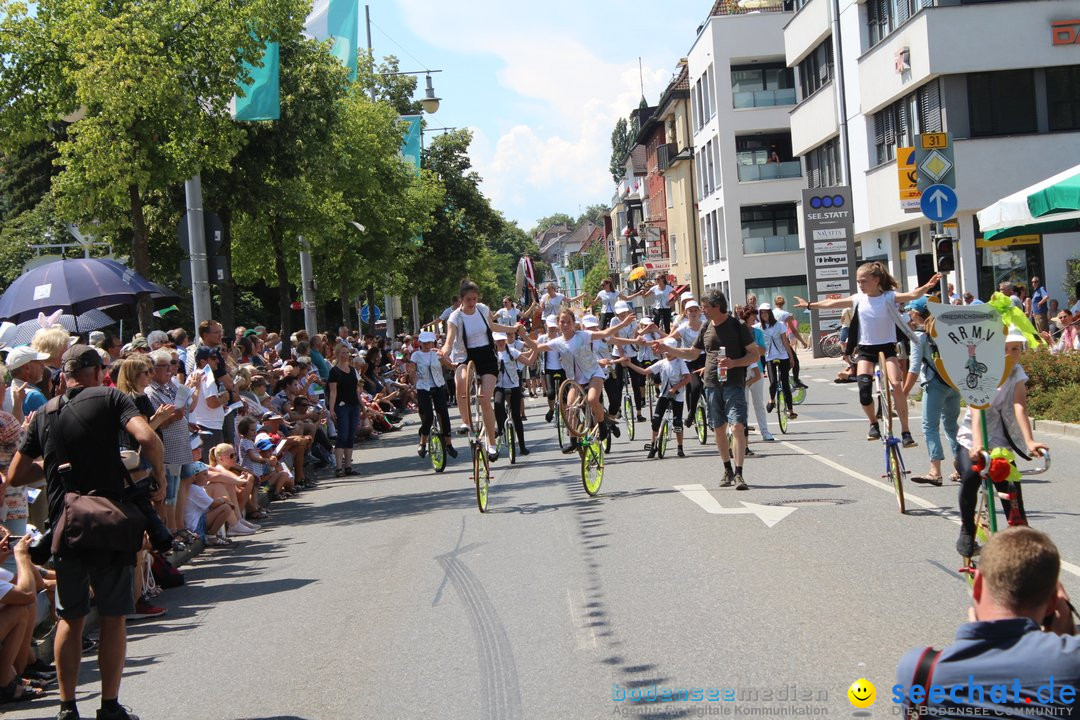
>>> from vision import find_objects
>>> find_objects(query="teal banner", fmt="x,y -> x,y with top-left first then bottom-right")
233,41 -> 280,121
400,115 -> 422,174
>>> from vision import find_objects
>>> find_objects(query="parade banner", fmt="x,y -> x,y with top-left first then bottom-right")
926,301 -> 1007,409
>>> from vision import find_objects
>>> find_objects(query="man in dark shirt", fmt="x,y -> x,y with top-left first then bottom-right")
6,345 -> 164,720
895,527 -> 1078,718
667,291 -> 760,490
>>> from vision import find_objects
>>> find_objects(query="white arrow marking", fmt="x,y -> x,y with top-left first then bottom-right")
929,187 -> 950,217
674,484 -> 796,528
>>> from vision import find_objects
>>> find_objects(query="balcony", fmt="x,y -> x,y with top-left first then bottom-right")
733,87 -> 797,109
783,0 -> 831,65
737,160 -> 802,182
657,143 -> 678,172
789,81 -> 837,156
742,234 -> 801,254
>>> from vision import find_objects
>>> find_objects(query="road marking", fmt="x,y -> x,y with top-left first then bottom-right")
674,484 -> 796,528
787,418 -> 870,425
779,441 -> 1080,579
811,378 -> 832,383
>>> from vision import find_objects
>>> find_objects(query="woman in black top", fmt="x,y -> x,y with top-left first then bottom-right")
328,344 -> 362,477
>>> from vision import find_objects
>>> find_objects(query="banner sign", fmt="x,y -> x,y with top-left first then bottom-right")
927,302 -> 1008,409
802,187 -> 856,358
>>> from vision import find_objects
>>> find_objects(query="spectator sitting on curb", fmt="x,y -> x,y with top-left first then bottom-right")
895,527 -> 1077,717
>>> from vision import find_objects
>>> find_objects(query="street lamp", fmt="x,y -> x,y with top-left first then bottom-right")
380,69 -> 444,114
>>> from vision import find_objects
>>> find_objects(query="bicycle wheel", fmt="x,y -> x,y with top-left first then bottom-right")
695,404 -> 707,445
623,395 -> 636,441
581,439 -> 604,496
887,443 -> 905,514
821,333 -> 842,359
558,379 -> 589,438
473,443 -> 489,512
777,392 -> 789,434
506,421 -> 517,465
430,434 -> 446,473
657,418 -> 669,458
792,386 -> 806,405
877,352 -> 894,437
555,399 -> 565,449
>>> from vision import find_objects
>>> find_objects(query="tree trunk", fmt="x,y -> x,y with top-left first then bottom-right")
128,184 -> 154,335
270,223 -> 292,358
219,207 -> 236,334
339,275 -> 350,333
366,283 -> 377,336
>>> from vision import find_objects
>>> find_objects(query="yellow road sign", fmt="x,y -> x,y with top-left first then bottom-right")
897,147 -> 919,208
920,133 -> 948,150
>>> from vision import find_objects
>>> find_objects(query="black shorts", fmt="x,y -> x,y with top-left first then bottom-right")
55,554 -> 135,620
856,342 -> 898,363
465,345 -> 498,377
545,368 -> 566,399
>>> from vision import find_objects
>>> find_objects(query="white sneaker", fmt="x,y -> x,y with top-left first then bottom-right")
239,520 -> 261,531
229,523 -> 256,536
761,433 -> 775,442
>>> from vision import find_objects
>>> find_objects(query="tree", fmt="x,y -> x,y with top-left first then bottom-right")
529,213 -> 575,236
0,0 -> 309,332
577,203 -> 609,229
609,117 -> 634,183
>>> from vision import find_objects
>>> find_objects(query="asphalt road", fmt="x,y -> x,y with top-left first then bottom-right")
9,360 -> 1079,720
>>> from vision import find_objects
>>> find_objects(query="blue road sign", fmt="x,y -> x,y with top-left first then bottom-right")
920,184 -> 958,223
360,304 -> 382,323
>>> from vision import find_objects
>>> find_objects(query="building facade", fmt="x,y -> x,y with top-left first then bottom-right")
785,0 -> 1080,305
689,2 -> 808,311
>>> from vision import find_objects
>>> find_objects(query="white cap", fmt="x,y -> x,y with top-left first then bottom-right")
662,337 -> 678,348
492,332 -> 508,342
88,330 -> 106,346
684,300 -> 700,310
1005,325 -> 1028,346
757,303 -> 772,311
582,315 -> 599,328
545,315 -> 559,327
418,331 -> 436,343
5,346 -> 50,370
680,291 -> 694,301
614,301 -> 631,314
638,317 -> 653,326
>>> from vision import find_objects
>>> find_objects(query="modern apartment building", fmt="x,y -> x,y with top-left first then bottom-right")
688,1 -> 808,311
785,0 -> 1080,303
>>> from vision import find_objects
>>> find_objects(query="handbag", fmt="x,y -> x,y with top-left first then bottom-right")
44,395 -> 148,558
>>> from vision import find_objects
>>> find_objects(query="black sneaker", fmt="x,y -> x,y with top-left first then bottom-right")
867,423 -> 881,441
902,431 -> 917,448
956,531 -> 979,558
545,409 -> 554,423
562,442 -> 578,455
96,706 -> 139,720
646,444 -> 657,459
417,445 -> 427,458
446,444 -> 458,458
720,470 -> 735,487
677,447 -> 686,458
795,381 -> 809,389
57,710 -> 80,720
608,421 -> 621,439
519,447 -> 530,456
766,401 -> 775,413
745,447 -> 756,457
635,414 -> 646,422
734,473 -> 748,491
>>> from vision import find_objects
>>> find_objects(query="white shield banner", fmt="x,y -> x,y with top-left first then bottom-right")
927,302 -> 1008,409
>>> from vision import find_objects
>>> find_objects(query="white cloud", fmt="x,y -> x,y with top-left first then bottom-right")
397,0 -> 677,228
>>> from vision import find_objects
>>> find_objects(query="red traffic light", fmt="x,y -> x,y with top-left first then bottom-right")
935,237 -> 954,273
290,301 -> 303,310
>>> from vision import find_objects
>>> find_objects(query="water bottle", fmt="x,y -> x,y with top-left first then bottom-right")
717,347 -> 727,383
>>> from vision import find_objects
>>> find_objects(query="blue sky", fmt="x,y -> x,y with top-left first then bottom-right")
368,0 -> 710,232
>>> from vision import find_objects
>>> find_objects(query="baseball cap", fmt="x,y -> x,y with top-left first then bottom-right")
757,303 -> 772,311
662,337 -> 678,348
905,297 -> 928,312
129,336 -> 149,350
680,291 -> 695,301
582,315 -> 599,328
180,461 -> 209,479
492,332 -> 508,342
638,317 -> 653,326
545,315 -> 559,328
614,301 -> 631,314
418,331 -> 436,343
684,301 -> 700,310
61,344 -> 103,374
1005,325 -> 1028,346
6,346 -> 50,371
88,330 -> 106,346
255,438 -> 275,451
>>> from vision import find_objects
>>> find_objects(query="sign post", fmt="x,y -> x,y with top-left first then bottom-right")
916,132 -> 958,302
802,188 -> 857,357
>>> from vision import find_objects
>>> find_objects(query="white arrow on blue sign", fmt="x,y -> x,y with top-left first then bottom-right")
920,183 -> 958,223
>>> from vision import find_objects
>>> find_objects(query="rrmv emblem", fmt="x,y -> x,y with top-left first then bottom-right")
927,302 -> 1008,409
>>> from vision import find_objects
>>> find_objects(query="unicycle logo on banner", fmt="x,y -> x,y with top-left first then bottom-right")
926,302 -> 1007,408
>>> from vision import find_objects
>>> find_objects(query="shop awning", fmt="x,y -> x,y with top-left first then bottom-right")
977,164 -> 1080,240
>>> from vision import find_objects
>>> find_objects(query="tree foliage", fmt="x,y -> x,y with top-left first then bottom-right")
609,117 -> 634,183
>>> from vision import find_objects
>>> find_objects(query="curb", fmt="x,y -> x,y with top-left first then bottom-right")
1032,419 -> 1080,441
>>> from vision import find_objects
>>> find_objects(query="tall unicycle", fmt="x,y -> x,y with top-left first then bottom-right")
465,362 -> 489,513
622,393 -> 636,441
429,431 -> 447,473
695,403 -> 707,445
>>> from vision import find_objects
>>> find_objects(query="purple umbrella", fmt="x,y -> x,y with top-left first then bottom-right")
5,308 -> 118,346
0,258 -> 169,323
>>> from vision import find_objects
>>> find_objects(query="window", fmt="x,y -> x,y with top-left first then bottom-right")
671,233 -> 678,266
872,80 -> 942,165
746,278 -> 809,323
968,70 -> 1036,137
867,0 -> 933,47
798,39 -> 833,100
1046,65 -> 1080,132
666,177 -> 674,209
717,209 -> 726,261
703,64 -> 714,120
731,63 -> 796,108
700,216 -> 710,264
711,139 -> 721,190
805,138 -> 841,189
735,133 -> 800,181
704,212 -> 715,264
705,140 -> 716,196
741,204 -> 799,254
693,78 -> 703,130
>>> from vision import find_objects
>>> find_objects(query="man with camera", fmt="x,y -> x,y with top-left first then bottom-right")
5,345 -> 165,720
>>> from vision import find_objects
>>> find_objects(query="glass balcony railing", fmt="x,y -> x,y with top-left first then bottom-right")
737,161 -> 802,182
741,234 -> 801,254
732,88 -> 797,108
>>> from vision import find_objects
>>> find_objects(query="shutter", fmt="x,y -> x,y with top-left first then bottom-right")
896,0 -> 910,25
919,80 -> 942,133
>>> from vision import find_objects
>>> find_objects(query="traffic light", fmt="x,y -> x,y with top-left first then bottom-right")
935,235 -> 955,273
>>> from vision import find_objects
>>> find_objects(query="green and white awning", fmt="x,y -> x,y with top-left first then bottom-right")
977,164 -> 1080,240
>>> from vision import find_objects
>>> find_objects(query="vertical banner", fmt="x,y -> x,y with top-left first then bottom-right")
305,0 -> 360,82
802,187 -> 856,357
400,115 -> 422,174
926,303 -> 1007,408
232,41 -> 280,121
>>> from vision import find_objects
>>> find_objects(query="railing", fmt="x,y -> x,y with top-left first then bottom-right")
737,160 -> 802,182
711,0 -> 794,16
741,234 -> 801,254
732,87 -> 797,108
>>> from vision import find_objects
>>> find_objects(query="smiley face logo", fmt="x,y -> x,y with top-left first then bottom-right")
847,678 -> 876,708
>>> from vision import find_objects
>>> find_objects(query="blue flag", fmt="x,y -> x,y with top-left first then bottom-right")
232,41 -> 280,121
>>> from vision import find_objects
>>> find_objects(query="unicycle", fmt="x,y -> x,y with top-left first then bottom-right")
464,362 -> 490,512
875,351 -> 907,514
560,378 -> 604,496
656,408 -> 671,459
622,384 -> 636,442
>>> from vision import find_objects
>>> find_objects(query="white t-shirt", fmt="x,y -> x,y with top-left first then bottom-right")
512,339 -> 528,371
495,307 -> 520,326
674,320 -> 703,349
1070,300 -> 1080,315
853,291 -> 899,346
439,306 -> 455,322
447,303 -> 493,363
189,365 -> 225,429
637,332 -> 661,363
547,331 -> 604,384
956,364 -> 1030,451
762,322 -> 789,362
596,290 -> 619,314
773,307 -> 797,339
649,358 -> 690,402
650,285 -> 671,310
0,567 -> 13,602
184,484 -> 215,532
615,319 -> 638,359
496,348 -> 522,388
543,330 -> 563,371
411,350 -> 445,391
541,293 -> 567,317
